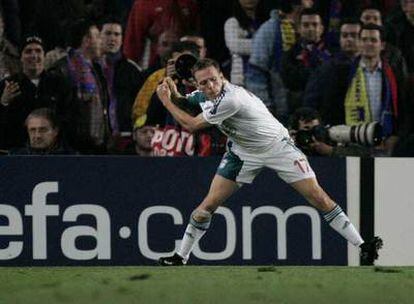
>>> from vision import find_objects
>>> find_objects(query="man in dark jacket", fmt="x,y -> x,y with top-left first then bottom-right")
313,24 -> 408,155
50,19 -> 111,154
304,19 -> 361,111
100,17 -> 144,152
359,5 -> 408,84
280,8 -> 332,113
385,0 -> 414,74
0,35 -> 72,150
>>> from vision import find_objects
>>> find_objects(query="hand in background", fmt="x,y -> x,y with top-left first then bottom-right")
309,138 -> 334,156
1,80 -> 21,106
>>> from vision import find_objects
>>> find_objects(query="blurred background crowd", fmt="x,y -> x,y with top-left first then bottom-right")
1,0 -> 414,157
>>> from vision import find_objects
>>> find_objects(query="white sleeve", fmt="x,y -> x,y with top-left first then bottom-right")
202,92 -> 242,125
224,18 -> 252,56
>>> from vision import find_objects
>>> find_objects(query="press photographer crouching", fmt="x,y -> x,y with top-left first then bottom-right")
289,107 -> 381,157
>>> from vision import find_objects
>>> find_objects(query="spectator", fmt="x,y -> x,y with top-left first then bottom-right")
44,46 -> 69,71
318,24 -> 407,155
0,35 -> 72,150
196,0 -> 233,73
361,0 -> 400,18
0,11 -> 20,80
197,0 -> 277,76
9,108 -> 76,155
359,5 -> 407,78
361,5 -> 383,24
281,8 -> 332,114
126,29 -> 204,87
180,32 -> 207,59
144,29 -> 180,76
129,117 -> 155,156
347,24 -> 406,138
385,0 -> 414,73
123,0 -> 199,68
304,19 -> 361,109
51,19 -> 110,154
224,0 -> 267,86
314,0 -> 361,49
246,2 -> 300,122
100,17 -> 144,153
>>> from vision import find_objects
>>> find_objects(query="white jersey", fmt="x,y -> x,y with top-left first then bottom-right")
187,82 -> 289,153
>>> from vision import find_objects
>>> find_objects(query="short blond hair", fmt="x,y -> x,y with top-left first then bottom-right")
191,58 -> 221,76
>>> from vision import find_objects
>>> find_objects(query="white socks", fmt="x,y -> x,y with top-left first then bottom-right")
177,204 -> 364,262
324,205 -> 364,246
177,224 -> 207,261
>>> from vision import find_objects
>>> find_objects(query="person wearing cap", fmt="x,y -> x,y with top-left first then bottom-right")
0,35 -> 73,150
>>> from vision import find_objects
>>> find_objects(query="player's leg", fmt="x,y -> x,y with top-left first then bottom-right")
158,174 -> 240,266
290,177 -> 383,264
290,177 -> 364,246
159,149 -> 260,266
176,174 -> 240,261
268,138 -> 382,264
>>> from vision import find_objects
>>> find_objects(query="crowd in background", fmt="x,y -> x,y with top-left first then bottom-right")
1,0 -> 414,156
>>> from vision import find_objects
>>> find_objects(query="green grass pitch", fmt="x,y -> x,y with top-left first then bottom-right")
1,266 -> 413,304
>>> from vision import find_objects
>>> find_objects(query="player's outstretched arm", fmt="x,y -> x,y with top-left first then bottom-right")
156,80 -> 211,133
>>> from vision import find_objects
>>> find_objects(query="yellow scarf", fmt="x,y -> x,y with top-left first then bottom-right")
344,65 -> 372,125
280,19 -> 296,51
132,68 -> 166,128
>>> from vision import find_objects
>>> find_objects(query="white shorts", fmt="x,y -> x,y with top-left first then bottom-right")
217,138 -> 316,184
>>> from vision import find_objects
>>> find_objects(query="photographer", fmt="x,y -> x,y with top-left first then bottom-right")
132,41 -> 202,126
289,107 -> 372,157
131,41 -> 226,156
131,41 -> 200,128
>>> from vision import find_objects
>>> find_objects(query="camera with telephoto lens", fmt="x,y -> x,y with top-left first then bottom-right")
173,53 -> 198,81
295,122 -> 383,149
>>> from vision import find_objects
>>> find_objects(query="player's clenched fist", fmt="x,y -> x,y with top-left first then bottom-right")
156,80 -> 172,106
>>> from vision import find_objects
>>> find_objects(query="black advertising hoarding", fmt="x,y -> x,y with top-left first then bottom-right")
0,156 -> 347,266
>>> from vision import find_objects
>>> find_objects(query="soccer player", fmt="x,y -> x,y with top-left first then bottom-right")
156,58 -> 382,266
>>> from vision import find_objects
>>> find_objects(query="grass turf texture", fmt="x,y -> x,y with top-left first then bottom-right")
0,266 -> 413,304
